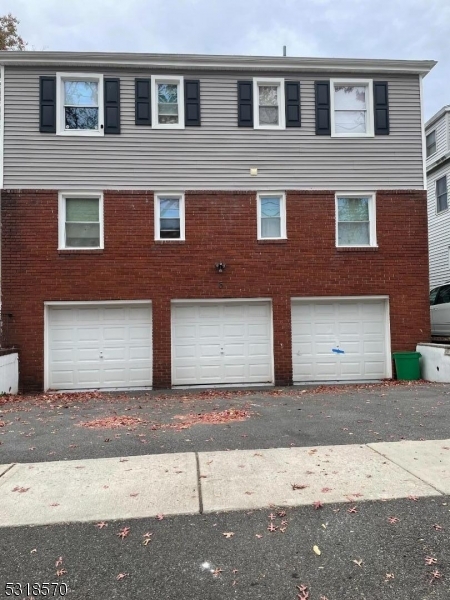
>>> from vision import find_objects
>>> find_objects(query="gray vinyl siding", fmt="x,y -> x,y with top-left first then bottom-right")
3,67 -> 424,190
427,163 -> 450,288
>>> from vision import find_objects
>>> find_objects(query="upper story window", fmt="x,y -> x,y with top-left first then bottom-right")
58,192 -> 104,249
336,193 -> 377,247
436,175 -> 448,213
426,130 -> 437,158
151,76 -> 185,129
330,79 -> 374,137
155,193 -> 185,240
56,73 -> 104,136
257,193 -> 287,239
253,78 -> 285,129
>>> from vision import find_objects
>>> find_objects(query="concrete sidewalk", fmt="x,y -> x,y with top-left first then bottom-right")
1,439 -> 450,527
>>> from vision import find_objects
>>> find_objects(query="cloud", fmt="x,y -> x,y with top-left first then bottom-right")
1,0 -> 448,117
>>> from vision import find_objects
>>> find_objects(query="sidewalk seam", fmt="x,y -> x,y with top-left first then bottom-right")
366,444 -> 445,496
0,464 -> 16,483
195,452 -> 204,515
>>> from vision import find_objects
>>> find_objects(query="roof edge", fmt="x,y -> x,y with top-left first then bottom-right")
425,105 -> 450,130
0,51 -> 437,75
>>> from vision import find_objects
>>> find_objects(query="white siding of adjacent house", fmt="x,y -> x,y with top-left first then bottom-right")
426,111 -> 449,169
427,161 -> 450,288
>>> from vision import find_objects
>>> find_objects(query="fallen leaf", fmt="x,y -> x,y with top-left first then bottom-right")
222,532 -> 234,539
116,573 -> 128,581
56,569 -> 67,576
425,556 -> 438,565
117,526 -> 130,540
267,523 -> 278,532
385,573 -> 395,581
213,567 -> 223,577
95,521 -> 107,529
156,514 -> 164,521
313,500 -> 323,510
353,559 -> 363,567
292,483 -> 308,490
255,534 -> 263,539
347,506 -> 358,514
55,557 -> 63,567
313,545 -> 321,556
387,516 -> 399,524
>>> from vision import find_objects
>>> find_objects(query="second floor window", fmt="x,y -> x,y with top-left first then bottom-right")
151,76 -> 185,129
253,78 -> 285,129
436,176 -> 448,213
336,194 -> 376,247
426,130 -> 437,158
57,74 -> 104,135
257,193 -> 287,239
331,80 -> 374,137
155,194 -> 185,240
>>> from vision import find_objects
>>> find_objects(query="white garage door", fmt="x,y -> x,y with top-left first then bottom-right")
292,298 -> 389,382
172,301 -> 273,385
47,303 -> 152,390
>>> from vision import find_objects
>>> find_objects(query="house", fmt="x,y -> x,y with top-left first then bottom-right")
0,51 -> 435,391
425,105 -> 450,289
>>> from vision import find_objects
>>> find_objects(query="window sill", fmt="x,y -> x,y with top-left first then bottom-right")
257,239 -> 288,244
58,249 -> 104,255
56,130 -> 104,137
155,240 -> 186,244
336,246 -> 378,252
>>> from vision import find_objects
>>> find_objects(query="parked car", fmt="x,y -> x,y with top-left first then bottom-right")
430,284 -> 450,335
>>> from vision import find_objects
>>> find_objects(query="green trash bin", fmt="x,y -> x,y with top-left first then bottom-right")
392,351 -> 421,381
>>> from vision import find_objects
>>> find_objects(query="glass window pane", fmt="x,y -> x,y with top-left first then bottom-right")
261,217 -> 281,238
160,199 -> 180,219
338,222 -> 370,246
259,106 -> 279,125
160,219 -> 181,238
335,110 -> 366,134
261,197 -> 281,217
64,81 -> 98,106
66,198 -> 99,222
158,83 -> 178,104
426,131 -> 436,157
259,85 -> 278,106
338,197 -> 369,222
65,107 -> 98,130
65,222 -> 100,247
334,85 -> 366,110
436,176 -> 447,196
158,103 -> 178,115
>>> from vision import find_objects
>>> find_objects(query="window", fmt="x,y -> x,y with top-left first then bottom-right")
155,193 -> 185,240
336,194 -> 376,247
257,193 -> 286,239
430,287 -> 439,305
436,176 -> 448,213
58,192 -> 103,249
151,76 -> 184,129
253,78 -> 285,129
426,130 -> 437,158
56,73 -> 103,135
330,79 -> 374,137
435,284 -> 450,305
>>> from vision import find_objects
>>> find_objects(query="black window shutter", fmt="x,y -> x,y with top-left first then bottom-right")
315,81 -> 331,135
104,78 -> 120,134
185,80 -> 201,126
135,78 -> 151,125
285,81 -> 301,127
39,76 -> 56,133
238,81 -> 253,127
374,81 -> 389,135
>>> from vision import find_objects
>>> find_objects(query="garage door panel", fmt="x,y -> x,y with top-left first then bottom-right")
48,304 -> 152,390
172,301 -> 273,385
173,324 -> 196,340
292,299 -> 388,382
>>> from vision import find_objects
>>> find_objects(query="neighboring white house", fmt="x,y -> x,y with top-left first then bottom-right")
426,105 -> 450,288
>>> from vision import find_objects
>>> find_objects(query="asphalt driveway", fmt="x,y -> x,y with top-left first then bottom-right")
1,381 -> 450,464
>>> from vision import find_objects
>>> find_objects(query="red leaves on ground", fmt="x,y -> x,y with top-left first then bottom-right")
117,526 -> 130,540
296,584 -> 309,599
267,523 -> 278,532
12,486 -> 30,493
387,516 -> 399,524
321,487 -> 332,493
95,521 -> 107,529
425,556 -> 438,565
347,506 -> 358,514
116,573 -> 128,581
313,500 -> 323,510
429,569 -> 443,584
292,483 -> 308,490
0,420 -> 6,427
78,415 -> 146,430
156,514 -> 165,521
433,524 -> 443,531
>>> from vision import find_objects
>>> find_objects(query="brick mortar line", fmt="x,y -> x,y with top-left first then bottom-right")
365,444 -> 445,496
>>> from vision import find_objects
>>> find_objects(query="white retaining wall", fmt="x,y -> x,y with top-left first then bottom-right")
417,343 -> 450,382
0,352 -> 18,394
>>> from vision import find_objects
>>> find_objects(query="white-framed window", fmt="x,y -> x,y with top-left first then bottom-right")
56,73 -> 104,136
426,130 -> 437,158
155,193 -> 185,240
335,193 -> 377,247
58,191 -> 104,249
330,79 -> 374,137
436,175 -> 448,213
151,76 -> 184,129
257,192 -> 287,240
253,78 -> 285,129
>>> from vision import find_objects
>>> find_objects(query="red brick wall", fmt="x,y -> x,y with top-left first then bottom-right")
1,189 -> 430,391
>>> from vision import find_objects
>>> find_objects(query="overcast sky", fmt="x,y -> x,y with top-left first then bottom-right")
2,0 -> 448,119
